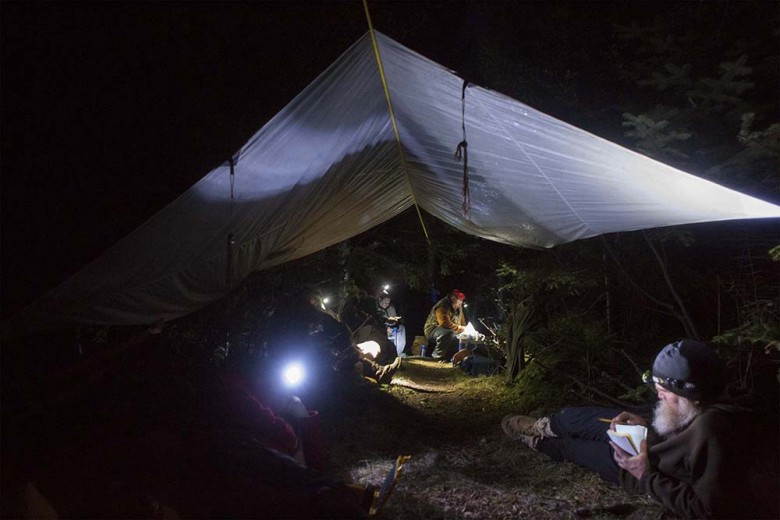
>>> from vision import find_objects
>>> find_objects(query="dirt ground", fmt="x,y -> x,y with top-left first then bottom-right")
324,358 -> 669,519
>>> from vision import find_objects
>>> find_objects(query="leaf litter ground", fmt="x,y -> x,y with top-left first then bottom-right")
323,358 -> 668,519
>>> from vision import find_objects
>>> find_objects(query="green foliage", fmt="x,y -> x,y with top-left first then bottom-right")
496,262 -> 597,299
493,247 -> 660,406
711,298 -> 780,414
770,244 -> 780,262
637,62 -> 692,91
713,298 -> 780,351
508,311 -> 654,412
621,109 -> 691,160
615,2 -> 780,197
688,55 -> 755,111
510,361 -> 571,415
738,114 -> 780,159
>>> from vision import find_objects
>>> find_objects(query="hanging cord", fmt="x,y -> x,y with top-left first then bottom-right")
454,79 -> 470,219
362,0 -> 430,245
229,157 -> 236,201
226,157 -> 236,287
228,156 -> 236,246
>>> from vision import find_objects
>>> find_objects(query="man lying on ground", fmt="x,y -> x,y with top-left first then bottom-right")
502,340 -> 779,519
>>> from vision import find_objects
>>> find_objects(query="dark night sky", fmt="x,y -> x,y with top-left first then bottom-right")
0,1 -> 770,317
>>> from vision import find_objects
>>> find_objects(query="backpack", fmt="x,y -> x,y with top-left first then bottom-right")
460,355 -> 499,376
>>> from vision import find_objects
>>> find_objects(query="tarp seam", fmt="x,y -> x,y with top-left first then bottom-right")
470,90 -> 593,237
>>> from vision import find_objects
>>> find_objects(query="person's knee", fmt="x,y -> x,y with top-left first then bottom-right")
435,330 -> 456,344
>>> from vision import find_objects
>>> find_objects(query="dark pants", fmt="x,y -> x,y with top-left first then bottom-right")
537,406 -> 621,484
428,327 -> 459,360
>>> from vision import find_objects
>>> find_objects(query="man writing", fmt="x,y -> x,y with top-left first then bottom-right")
501,340 -> 779,519
423,289 -> 467,361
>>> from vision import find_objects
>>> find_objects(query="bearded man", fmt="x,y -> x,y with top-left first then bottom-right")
501,340 -> 779,519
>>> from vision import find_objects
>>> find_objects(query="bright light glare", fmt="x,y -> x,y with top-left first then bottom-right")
283,363 -> 305,387
383,284 -> 390,290
356,340 -> 381,359
322,297 -> 330,304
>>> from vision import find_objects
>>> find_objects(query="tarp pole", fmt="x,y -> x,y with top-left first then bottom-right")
362,0 -> 431,245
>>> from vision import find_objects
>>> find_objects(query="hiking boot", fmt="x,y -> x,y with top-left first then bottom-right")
451,349 -> 471,366
501,415 -> 557,439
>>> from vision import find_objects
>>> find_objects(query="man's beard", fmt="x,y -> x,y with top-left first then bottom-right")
652,396 -> 701,436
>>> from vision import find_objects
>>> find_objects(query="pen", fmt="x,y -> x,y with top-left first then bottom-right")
598,418 -> 615,423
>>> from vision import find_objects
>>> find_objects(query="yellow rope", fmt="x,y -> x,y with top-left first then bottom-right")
362,0 -> 430,244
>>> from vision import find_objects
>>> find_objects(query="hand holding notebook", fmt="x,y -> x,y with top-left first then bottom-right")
606,423 -> 647,456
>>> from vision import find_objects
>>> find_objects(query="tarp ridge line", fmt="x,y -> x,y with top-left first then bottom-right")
362,0 -> 430,244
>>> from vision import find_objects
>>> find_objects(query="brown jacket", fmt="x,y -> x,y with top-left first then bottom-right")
423,297 -> 465,337
621,404 -> 779,519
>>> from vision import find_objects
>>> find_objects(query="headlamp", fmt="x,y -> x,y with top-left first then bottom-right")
644,371 -> 696,391
653,375 -> 696,390
282,362 -> 305,388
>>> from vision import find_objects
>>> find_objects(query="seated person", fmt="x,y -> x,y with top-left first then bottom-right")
377,292 -> 406,357
304,289 -> 401,385
219,369 -> 324,470
501,340 -> 779,519
2,362 -> 371,519
423,289 -> 467,361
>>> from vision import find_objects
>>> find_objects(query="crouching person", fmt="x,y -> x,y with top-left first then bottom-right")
501,340 -> 779,519
423,289 -> 467,361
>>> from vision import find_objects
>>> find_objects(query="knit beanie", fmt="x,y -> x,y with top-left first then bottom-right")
652,340 -> 723,401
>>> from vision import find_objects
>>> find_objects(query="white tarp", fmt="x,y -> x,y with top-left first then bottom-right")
12,31 -> 780,331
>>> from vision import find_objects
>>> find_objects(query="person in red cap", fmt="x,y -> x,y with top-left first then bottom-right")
423,289 -> 467,361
